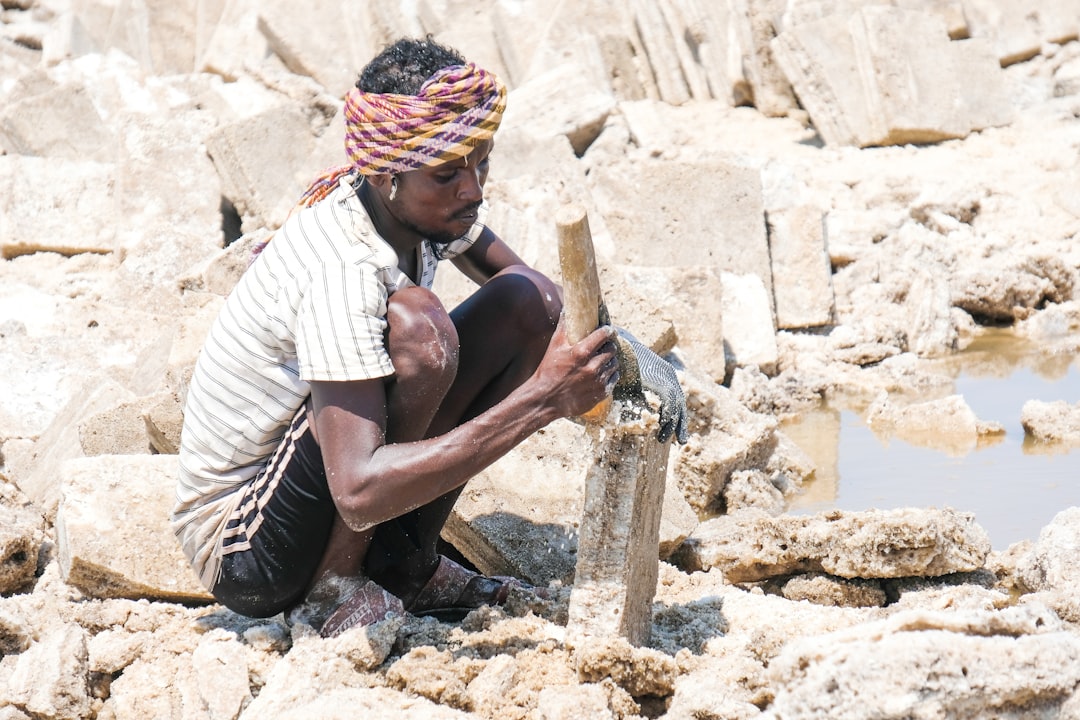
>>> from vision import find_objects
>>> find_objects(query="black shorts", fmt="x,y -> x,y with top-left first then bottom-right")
211,403 -> 336,618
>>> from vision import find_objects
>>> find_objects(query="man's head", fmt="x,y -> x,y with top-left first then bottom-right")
342,37 -> 505,244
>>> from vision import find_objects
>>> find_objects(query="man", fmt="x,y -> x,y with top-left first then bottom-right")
172,37 -> 686,637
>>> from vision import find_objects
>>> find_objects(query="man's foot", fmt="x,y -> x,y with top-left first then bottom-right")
404,555 -> 548,622
321,579 -> 405,637
288,576 -> 404,638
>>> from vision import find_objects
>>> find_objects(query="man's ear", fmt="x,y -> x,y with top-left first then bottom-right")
367,173 -> 392,192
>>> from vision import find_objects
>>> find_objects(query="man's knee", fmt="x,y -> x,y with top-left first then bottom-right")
386,287 -> 460,378
487,265 -> 561,335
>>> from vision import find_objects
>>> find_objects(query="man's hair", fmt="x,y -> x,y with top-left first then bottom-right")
357,36 -> 467,94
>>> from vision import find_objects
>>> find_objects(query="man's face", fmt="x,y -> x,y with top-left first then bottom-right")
392,139 -> 493,245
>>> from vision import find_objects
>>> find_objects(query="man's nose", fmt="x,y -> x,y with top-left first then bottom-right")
458,167 -> 483,202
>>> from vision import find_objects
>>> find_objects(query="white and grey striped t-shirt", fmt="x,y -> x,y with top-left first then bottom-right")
172,176 -> 484,590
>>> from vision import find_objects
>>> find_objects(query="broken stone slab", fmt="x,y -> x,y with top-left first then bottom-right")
672,507 -> 992,582
628,0 -> 692,105
603,265 -> 726,384
491,0 -> 638,94
730,0 -> 800,117
905,266 -> 959,357
768,205 -> 836,330
238,620 -> 437,720
244,686 -> 472,720
0,604 -> 34,656
441,418 -> 593,586
177,230 -> 265,297
852,9 -> 1015,143
769,572 -> 887,608
192,630 -> 255,720
567,411 -> 671,647
55,454 -> 212,603
501,62 -> 616,156
587,155 -> 772,299
77,393 -> 163,457
0,327 -> 70,441
6,623 -> 92,720
671,371 -> 779,516
0,156 -> 118,260
197,0 -> 269,80
721,272 -> 779,377
866,392 -> 1006,457
778,0 -> 970,40
952,254 -> 1076,324
535,683 -> 613,720
575,636 -> 679,698
0,482 -> 42,595
658,477 -> 698,561
257,0 -> 377,98
1021,400 -> 1080,448
722,469 -> 786,516
772,6 -> 1014,147
767,608 -> 1080,718
443,417 -> 692,586
1020,507 -> 1080,595
0,81 -> 116,162
964,0 -> 1080,66
50,0 -> 211,76
663,0 -> 745,105
206,104 -> 332,232
14,377 -> 136,521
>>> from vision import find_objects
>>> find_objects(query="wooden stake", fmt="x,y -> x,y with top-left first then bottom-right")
556,204 -> 611,423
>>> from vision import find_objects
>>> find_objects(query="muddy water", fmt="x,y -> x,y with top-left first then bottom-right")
783,330 -> 1080,550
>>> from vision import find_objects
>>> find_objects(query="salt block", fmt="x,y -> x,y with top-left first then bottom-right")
567,410 -> 671,647
55,454 -> 212,603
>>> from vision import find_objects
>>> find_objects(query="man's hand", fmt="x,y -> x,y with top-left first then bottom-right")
616,328 -> 689,444
533,319 -> 621,420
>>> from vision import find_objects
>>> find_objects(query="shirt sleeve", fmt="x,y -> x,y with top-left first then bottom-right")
294,260 -> 395,382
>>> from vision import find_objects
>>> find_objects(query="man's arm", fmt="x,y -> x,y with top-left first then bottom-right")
451,227 -> 527,285
309,320 -> 618,532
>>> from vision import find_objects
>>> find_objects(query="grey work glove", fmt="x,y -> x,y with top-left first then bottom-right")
615,327 -> 690,444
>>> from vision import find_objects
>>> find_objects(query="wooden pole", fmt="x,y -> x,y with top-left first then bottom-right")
556,204 -> 611,423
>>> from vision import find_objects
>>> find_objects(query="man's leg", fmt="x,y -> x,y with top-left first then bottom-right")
365,266 -> 561,605
305,282 -> 463,592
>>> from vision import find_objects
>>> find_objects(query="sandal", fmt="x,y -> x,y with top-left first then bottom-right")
318,579 -> 405,638
406,555 -> 547,622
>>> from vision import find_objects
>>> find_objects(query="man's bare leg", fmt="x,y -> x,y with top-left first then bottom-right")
304,283 -> 462,594
366,266 -> 561,605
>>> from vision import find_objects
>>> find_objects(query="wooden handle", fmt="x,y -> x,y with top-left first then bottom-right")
556,204 -> 602,344
556,204 -> 611,423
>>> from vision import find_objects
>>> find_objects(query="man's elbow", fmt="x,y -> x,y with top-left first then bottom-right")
331,483 -> 394,533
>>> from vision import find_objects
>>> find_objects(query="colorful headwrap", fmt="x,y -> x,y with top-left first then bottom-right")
295,63 -> 507,208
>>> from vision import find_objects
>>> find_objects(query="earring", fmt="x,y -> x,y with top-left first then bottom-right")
389,177 -> 398,201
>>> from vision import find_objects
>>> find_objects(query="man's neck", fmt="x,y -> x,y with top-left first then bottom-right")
355,178 -> 424,257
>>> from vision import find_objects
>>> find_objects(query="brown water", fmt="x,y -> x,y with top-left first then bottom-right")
783,330 -> 1080,550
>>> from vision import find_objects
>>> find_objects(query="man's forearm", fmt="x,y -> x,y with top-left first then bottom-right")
333,378 -> 560,531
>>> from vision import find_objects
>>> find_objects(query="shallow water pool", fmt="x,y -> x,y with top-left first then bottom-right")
783,332 -> 1080,550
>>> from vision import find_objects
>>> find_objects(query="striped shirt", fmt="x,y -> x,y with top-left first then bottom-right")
172,175 -> 485,590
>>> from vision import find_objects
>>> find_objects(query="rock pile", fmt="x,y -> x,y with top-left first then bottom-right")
2,1 -> 1080,718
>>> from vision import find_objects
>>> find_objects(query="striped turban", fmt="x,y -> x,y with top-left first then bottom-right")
345,62 -> 506,175
294,63 -> 506,209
